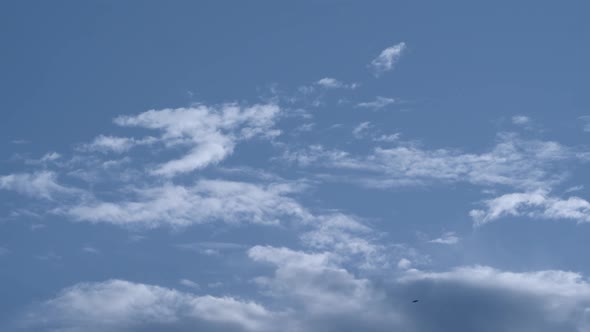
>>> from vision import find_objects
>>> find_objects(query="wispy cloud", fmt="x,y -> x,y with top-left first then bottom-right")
580,115 -> 590,132
315,77 -> 359,89
64,180 -> 308,228
0,171 -> 77,200
512,115 -> 530,125
179,278 -> 200,290
356,96 -> 396,110
369,42 -> 406,77
283,133 -> 583,191
79,135 -> 156,154
428,232 -> 459,245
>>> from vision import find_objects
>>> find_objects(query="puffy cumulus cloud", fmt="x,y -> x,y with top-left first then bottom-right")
470,189 -> 590,226
0,171 -> 77,200
64,179 -> 310,228
248,246 -> 403,331
79,135 -> 157,153
283,133 -> 581,191
396,266 -> 590,332
369,42 -> 406,77
20,279 -> 279,332
113,103 -> 281,176
19,256 -> 590,332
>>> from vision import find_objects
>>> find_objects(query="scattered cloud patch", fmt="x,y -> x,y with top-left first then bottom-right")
0,171 -> 76,200
352,122 -> 372,139
284,134 -> 581,190
315,77 -> 359,89
512,115 -> 530,125
65,180 -> 308,227
369,42 -> 406,77
428,232 -> 459,245
179,279 -> 200,290
356,96 -> 396,110
470,190 -> 590,226
80,135 -> 156,153
113,103 -> 281,177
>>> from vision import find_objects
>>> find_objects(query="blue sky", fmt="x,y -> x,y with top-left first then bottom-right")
1,1 -> 590,331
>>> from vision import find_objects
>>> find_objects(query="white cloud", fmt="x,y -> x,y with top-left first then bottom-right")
373,133 -> 400,143
82,246 -> 100,254
179,279 -> 200,290
0,171 -> 76,200
80,135 -> 156,153
352,121 -> 372,139
23,280 -> 278,332
397,258 -> 412,270
401,265 -> 590,298
470,190 -> 590,226
284,133 -> 580,190
299,213 -> 384,268
512,115 -> 530,125
248,246 -> 400,328
580,115 -> 590,132
356,96 -> 396,110
428,232 -> 459,245
40,152 -> 61,162
369,42 -> 406,77
315,78 -> 359,89
65,179 -> 309,228
113,103 -> 281,176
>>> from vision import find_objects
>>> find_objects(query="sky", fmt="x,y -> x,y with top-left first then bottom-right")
1,1 -> 590,331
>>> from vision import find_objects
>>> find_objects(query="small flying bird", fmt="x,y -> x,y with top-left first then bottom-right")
412,300 -> 419,303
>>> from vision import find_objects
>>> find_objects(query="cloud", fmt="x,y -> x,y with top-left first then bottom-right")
65,180 -> 309,228
283,133 -> 582,190
580,116 -> 590,132
428,232 -> 459,245
175,241 -> 246,256
512,115 -> 530,125
315,78 -> 359,89
396,265 -> 590,331
21,280 -> 278,332
470,189 -> 590,226
352,121 -> 372,139
40,152 -> 61,162
21,252 -> 590,332
113,103 -> 281,176
369,42 -> 406,77
179,279 -> 200,290
356,96 -> 395,110
249,246 -> 402,330
397,258 -> 412,269
82,246 -> 100,254
0,171 -> 76,200
299,213 -> 385,268
79,135 -> 156,153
